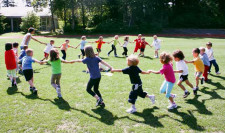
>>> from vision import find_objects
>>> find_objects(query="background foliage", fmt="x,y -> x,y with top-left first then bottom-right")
20,12 -> 40,32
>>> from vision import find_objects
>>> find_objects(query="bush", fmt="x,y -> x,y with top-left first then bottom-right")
0,15 -> 6,34
20,12 -> 40,32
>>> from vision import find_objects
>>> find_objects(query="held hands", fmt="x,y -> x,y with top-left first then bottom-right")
147,70 -> 152,74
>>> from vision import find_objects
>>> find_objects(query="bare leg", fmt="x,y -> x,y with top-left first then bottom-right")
169,97 -> 175,104
185,80 -> 194,88
196,77 -> 199,87
177,80 -> 186,91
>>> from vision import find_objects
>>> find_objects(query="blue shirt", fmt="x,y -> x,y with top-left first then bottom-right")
80,40 -> 87,49
82,57 -> 102,79
22,56 -> 35,70
19,50 -> 26,60
200,53 -> 210,66
122,66 -> 142,84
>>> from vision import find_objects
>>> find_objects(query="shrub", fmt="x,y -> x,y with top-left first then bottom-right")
20,12 -> 40,32
0,15 -> 6,34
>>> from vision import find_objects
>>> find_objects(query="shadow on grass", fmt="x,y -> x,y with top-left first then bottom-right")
206,79 -> 225,91
168,109 -> 205,131
33,66 -> 51,73
200,87 -> 225,101
209,74 -> 225,80
142,56 -> 153,60
127,106 -> 167,127
185,95 -> 212,115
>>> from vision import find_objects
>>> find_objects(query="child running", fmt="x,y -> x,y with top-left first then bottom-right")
185,48 -> 205,95
21,49 -> 43,94
75,36 -> 90,59
5,43 -> 17,87
42,49 -> 75,98
111,55 -> 155,113
139,38 -> 151,57
199,47 -> 210,81
148,52 -> 177,109
133,34 -> 142,54
173,50 -> 194,98
205,42 -> 221,75
92,36 -> 107,56
41,39 -> 56,61
151,35 -> 162,58
107,35 -> 121,57
122,36 -> 131,57
73,45 -> 112,107
18,45 -> 28,75
58,40 -> 76,60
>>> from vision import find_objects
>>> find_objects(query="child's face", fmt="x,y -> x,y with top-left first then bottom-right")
31,31 -> 35,34
127,60 -> 132,66
28,52 -> 33,57
99,38 -> 103,41
142,39 -> 145,42
154,36 -> 157,40
206,45 -> 211,49
200,49 -> 205,55
115,36 -> 118,40
174,57 -> 180,62
83,37 -> 86,40
50,41 -> 55,45
192,51 -> 199,58
66,40 -> 69,43
138,35 -> 142,39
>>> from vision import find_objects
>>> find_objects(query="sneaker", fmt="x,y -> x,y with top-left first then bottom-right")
96,98 -> 103,107
100,102 -> 105,108
126,108 -> 137,114
30,87 -> 33,93
78,55 -> 80,59
107,53 -> 110,57
216,72 -> 221,75
171,94 -> 176,99
193,87 -> 199,95
183,91 -> 190,98
149,95 -> 155,104
201,78 -> 204,84
11,80 -> 14,87
114,55 -> 118,57
167,104 -> 177,110
207,71 -> 210,74
32,87 -> 38,95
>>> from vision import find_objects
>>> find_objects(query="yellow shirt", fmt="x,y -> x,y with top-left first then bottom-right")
193,57 -> 204,73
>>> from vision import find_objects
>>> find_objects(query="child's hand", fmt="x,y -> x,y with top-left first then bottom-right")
184,60 -> 188,63
148,70 -> 152,73
111,69 -> 115,73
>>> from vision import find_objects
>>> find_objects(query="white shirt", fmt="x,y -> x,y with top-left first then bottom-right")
205,48 -> 214,61
44,43 -> 54,54
123,41 -> 129,47
21,33 -> 31,46
176,60 -> 188,76
152,39 -> 161,49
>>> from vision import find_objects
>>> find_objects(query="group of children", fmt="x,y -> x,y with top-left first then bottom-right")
4,32 -> 221,113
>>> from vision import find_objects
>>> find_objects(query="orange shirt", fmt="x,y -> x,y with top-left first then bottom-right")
96,40 -> 106,49
60,43 -> 70,51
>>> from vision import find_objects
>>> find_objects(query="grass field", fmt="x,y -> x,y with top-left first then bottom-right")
0,33 -> 224,133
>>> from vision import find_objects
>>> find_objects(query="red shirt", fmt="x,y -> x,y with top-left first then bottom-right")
134,38 -> 141,48
140,41 -> 149,48
96,40 -> 106,49
5,50 -> 17,70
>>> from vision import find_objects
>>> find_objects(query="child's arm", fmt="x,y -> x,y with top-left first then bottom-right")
111,69 -> 122,73
72,59 -> 83,63
54,44 -> 62,48
148,70 -> 160,74
31,36 -> 45,44
185,60 -> 194,64
33,59 -> 44,65
174,70 -> 183,73
100,60 -> 113,70
75,43 -> 81,49
69,45 -> 76,49
42,60 -> 50,63
141,71 -> 151,74
61,59 -> 76,64
108,40 -> 113,44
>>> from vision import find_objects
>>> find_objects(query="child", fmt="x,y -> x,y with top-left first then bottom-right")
122,36 -> 131,57
59,40 -> 76,60
199,47 -> 210,81
21,49 -> 43,94
111,55 -> 155,113
5,43 -> 17,87
41,39 -> 56,61
18,45 -> 28,74
75,36 -> 90,59
13,42 -> 19,72
205,42 -> 221,75
107,35 -> 121,57
173,50 -> 194,98
140,38 -> 150,57
42,49 -> 75,98
73,45 -> 112,107
151,35 -> 162,58
133,34 -> 142,54
149,52 -> 177,109
92,36 -> 107,56
185,48 -> 205,95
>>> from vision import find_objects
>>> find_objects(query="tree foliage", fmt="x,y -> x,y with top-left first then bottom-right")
0,15 -> 6,34
20,12 -> 40,32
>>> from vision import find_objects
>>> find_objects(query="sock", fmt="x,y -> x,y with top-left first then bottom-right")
193,87 -> 196,90
132,104 -> 136,109
149,95 -> 154,98
184,90 -> 188,93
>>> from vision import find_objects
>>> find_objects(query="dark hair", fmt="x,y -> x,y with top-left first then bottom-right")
28,27 -> 35,33
13,42 -> 19,48
193,48 -> 200,54
124,36 -> 129,41
50,49 -> 59,61
160,52 -> 173,64
23,45 -> 28,50
26,49 -> 33,55
85,45 -> 96,58
5,43 -> 13,51
206,42 -> 212,47
173,50 -> 185,60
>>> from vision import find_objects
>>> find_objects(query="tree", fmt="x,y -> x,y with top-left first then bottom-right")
20,12 -> 40,32
0,15 -> 6,34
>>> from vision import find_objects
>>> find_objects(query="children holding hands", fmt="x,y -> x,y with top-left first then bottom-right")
75,36 -> 91,59
58,40 -> 76,60
107,35 -> 121,57
40,39 -> 57,61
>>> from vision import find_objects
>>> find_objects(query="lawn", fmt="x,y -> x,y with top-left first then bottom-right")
0,33 -> 224,132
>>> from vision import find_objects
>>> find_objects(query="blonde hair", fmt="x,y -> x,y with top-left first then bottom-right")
81,36 -> 86,40
99,36 -> 103,39
84,45 -> 96,58
153,35 -> 157,38
199,47 -> 205,52
26,49 -> 33,56
115,35 -> 119,38
127,54 -> 139,66
160,52 -> 172,64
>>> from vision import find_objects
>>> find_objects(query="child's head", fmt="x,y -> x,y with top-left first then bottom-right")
141,38 -> 146,42
192,48 -> 200,58
199,47 -> 205,55
28,27 -> 35,34
114,35 -> 119,40
26,49 -> 33,56
138,34 -> 142,39
124,36 -> 129,41
172,50 -> 185,61
5,43 -> 13,51
99,36 -> 103,41
153,35 -> 157,40
50,49 -> 59,61
160,52 -> 173,64
206,42 -> 212,49
127,55 -> 139,66
84,45 -> 96,58
81,36 -> 86,40
65,39 -> 69,43
23,45 -> 28,50
13,42 -> 19,48
50,39 -> 55,45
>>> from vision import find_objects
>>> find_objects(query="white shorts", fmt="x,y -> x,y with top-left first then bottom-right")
7,69 -> 17,78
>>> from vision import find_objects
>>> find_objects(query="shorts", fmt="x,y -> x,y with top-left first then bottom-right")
195,72 -> 202,78
154,47 -> 160,50
7,69 -> 17,78
160,80 -> 174,98
134,47 -> 140,52
44,52 -> 49,58
140,48 -> 145,52
128,84 -> 147,104
179,75 -> 188,81
96,48 -> 101,52
23,69 -> 33,81
80,49 -> 85,56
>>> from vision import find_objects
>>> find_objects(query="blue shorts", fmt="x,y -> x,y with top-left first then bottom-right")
160,80 -> 174,98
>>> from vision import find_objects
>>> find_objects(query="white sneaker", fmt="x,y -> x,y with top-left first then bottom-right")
126,108 -> 137,114
149,95 -> 155,104
216,72 -> 221,75
167,104 -> 177,110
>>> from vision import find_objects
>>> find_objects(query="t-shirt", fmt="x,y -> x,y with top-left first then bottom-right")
122,66 -> 142,84
123,41 -> 129,47
160,63 -> 176,83
205,48 -> 215,61
61,43 -> 70,51
49,59 -> 61,74
5,50 -> 17,70
134,38 -> 141,48
113,40 -> 119,46
152,39 -> 161,49
140,41 -> 149,49
200,53 -> 210,66
82,57 -> 102,79
21,33 -> 31,46
176,60 -> 188,76
22,56 -> 35,70
80,40 -> 88,49
96,40 -> 106,49
193,57 -> 204,73
44,43 -> 54,54
19,50 -> 26,60
13,48 -> 18,56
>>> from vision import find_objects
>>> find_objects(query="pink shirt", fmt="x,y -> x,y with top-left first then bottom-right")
160,63 -> 176,83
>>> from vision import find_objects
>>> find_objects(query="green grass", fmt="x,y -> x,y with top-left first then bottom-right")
0,33 -> 225,132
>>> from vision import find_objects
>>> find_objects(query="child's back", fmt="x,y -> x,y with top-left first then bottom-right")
22,56 -> 35,70
5,49 -> 17,70
83,57 -> 102,79
49,59 -> 61,74
122,66 -> 142,84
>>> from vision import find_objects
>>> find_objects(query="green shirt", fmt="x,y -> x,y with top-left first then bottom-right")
113,40 -> 119,46
49,59 -> 61,74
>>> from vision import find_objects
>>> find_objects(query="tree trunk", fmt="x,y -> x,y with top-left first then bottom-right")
64,6 -> 67,27
50,0 -> 55,32
81,1 -> 86,29
71,0 -> 75,30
